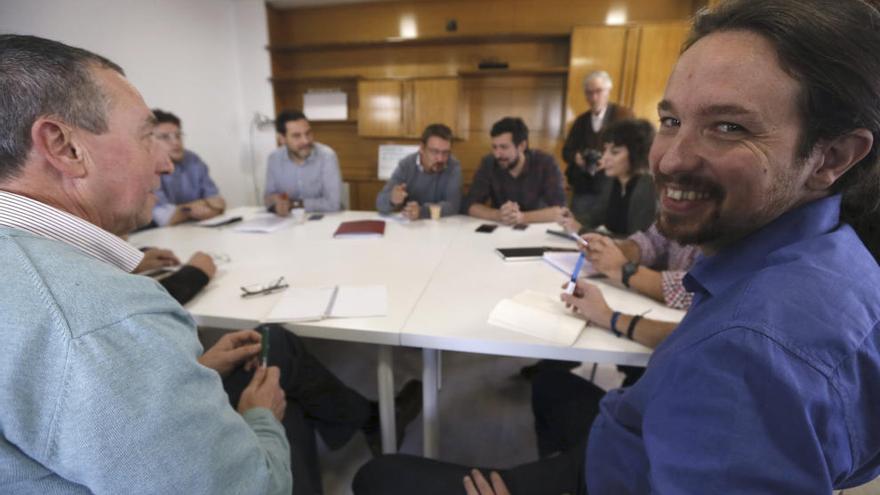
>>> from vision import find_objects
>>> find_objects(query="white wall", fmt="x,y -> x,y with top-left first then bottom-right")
0,0 -> 278,207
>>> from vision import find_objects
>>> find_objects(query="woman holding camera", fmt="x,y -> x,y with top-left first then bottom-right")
561,118 -> 657,237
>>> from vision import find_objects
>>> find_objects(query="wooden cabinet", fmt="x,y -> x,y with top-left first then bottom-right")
357,80 -> 406,136
629,23 -> 690,121
358,78 -> 461,138
565,22 -> 690,127
565,25 -> 632,124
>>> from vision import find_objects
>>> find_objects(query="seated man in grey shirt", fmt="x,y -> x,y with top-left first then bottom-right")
375,123 -> 462,220
265,109 -> 342,215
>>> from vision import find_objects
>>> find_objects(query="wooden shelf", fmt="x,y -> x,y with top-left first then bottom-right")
267,33 -> 569,53
458,67 -> 569,77
270,74 -> 361,83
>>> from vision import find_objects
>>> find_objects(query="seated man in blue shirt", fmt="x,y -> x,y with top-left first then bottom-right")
151,109 -> 226,226
351,1 -> 880,494
265,109 -> 343,215
376,123 -> 462,220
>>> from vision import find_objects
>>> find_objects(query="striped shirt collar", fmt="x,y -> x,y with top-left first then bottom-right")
0,190 -> 144,272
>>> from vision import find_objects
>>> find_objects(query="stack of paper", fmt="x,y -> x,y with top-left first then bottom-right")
233,214 -> 296,233
488,290 -> 586,346
196,213 -> 243,228
263,285 -> 388,323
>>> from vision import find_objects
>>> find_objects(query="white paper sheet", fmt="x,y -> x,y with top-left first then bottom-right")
264,287 -> 336,323
303,90 -> 348,121
542,251 -> 598,278
195,213 -> 242,227
331,285 -> 388,318
232,213 -> 296,233
377,144 -> 420,180
262,285 -> 388,323
488,290 -> 585,346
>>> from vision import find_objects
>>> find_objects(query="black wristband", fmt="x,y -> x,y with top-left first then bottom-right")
621,261 -> 639,288
626,315 -> 642,340
610,311 -> 623,337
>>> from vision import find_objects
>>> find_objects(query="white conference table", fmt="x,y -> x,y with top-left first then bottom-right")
131,208 -> 684,458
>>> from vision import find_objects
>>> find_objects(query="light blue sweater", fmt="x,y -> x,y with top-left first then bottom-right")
0,227 -> 291,494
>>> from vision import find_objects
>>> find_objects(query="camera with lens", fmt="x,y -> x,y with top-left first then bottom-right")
579,148 -> 602,172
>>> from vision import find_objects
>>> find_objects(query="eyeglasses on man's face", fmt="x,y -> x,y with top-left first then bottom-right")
153,131 -> 184,143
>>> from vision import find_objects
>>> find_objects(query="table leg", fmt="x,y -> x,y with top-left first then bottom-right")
377,345 -> 397,454
422,348 -> 440,458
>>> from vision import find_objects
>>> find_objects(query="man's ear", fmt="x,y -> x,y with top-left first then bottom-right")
31,117 -> 88,178
806,128 -> 874,191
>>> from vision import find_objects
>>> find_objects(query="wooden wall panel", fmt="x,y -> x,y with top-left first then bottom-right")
412,78 -> 460,136
358,80 -> 406,137
564,26 -> 630,125
630,22 -> 690,122
269,0 -> 696,47
272,38 -> 569,80
456,74 -> 567,183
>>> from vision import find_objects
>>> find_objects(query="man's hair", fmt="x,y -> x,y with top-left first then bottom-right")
686,0 -> 880,260
490,117 -> 529,147
275,109 -> 308,135
152,109 -> 181,127
600,119 -> 655,173
0,34 -> 124,181
583,70 -> 613,91
420,123 -> 453,144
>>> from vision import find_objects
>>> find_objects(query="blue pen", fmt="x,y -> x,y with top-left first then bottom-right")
565,251 -> 586,294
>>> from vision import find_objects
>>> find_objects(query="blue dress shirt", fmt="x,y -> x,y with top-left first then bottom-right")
586,195 -> 880,494
264,142 -> 342,212
152,150 -> 220,226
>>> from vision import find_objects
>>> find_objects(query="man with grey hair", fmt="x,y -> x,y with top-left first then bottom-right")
0,34 -> 291,494
562,70 -> 633,216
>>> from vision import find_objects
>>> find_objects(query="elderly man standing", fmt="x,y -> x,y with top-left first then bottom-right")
0,35 -> 291,494
562,70 -> 633,216
352,0 -> 880,493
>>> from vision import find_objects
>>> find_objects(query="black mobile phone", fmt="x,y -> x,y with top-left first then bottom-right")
476,223 -> 498,233
512,223 -> 528,231
308,214 -> 324,221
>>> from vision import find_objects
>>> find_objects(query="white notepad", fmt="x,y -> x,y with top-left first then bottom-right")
233,214 -> 296,233
488,290 -> 586,346
263,285 -> 388,323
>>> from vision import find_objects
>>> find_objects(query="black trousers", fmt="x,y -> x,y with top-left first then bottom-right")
352,369 -> 604,495
223,325 -> 372,495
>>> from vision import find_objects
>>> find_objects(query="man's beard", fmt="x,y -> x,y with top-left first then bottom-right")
654,171 -> 726,246
655,167 -> 801,250
499,154 -> 520,170
290,144 -> 312,160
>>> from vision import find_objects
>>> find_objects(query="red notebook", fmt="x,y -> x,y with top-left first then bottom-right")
333,220 -> 386,238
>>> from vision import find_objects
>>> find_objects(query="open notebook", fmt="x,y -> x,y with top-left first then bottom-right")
263,285 -> 388,323
488,290 -> 586,346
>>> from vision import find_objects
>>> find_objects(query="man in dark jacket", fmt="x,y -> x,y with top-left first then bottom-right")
562,70 -> 633,216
